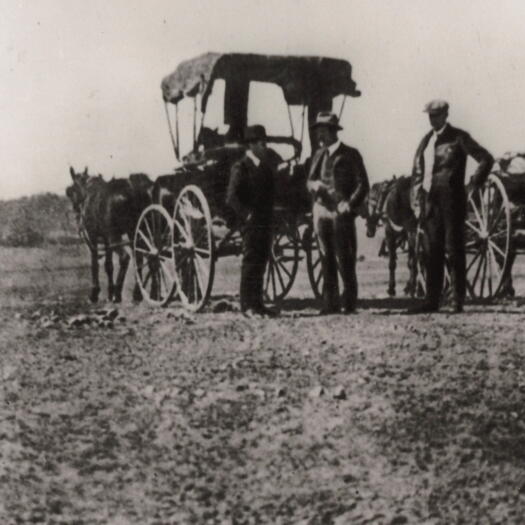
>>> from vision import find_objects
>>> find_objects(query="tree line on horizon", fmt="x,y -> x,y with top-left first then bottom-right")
0,193 -> 79,247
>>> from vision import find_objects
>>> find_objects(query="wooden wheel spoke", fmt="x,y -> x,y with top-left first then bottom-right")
191,259 -> 205,297
264,261 -> 272,293
479,253 -> 488,297
194,253 -> 210,285
276,258 -> 293,279
135,257 -> 150,272
469,195 -> 484,228
487,245 -> 493,296
465,239 -> 478,251
194,246 -> 211,258
174,218 -> 190,242
159,257 -> 175,281
273,259 -> 286,292
135,246 -> 153,256
488,240 -> 505,259
158,266 -> 169,296
467,250 -> 482,272
315,266 -> 323,287
138,229 -> 155,252
142,266 -> 152,287
465,220 -> 483,236
143,217 -> 156,244
471,251 -> 485,289
270,264 -> 277,299
488,204 -> 505,234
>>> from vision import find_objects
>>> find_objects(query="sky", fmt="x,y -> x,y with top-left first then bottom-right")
2,0 -> 525,199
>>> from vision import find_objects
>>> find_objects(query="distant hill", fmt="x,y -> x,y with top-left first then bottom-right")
0,193 -> 79,247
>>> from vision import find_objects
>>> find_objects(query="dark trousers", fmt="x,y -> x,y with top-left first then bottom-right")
240,217 -> 273,311
313,202 -> 358,311
422,186 -> 466,307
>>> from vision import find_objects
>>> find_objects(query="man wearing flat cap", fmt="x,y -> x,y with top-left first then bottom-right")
227,124 -> 278,317
307,111 -> 369,314
410,99 -> 494,313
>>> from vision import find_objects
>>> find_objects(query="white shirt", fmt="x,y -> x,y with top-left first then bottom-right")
422,124 -> 447,191
327,140 -> 341,156
246,150 -> 260,167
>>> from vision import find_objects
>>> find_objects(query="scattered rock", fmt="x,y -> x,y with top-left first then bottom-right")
309,385 -> 325,398
331,385 -> 347,400
67,314 -> 92,327
212,299 -> 238,313
95,308 -> 119,321
275,385 -> 287,398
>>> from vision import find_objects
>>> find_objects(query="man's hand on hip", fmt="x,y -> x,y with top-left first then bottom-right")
337,200 -> 353,215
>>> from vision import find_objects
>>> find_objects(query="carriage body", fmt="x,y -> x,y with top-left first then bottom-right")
133,52 -> 360,310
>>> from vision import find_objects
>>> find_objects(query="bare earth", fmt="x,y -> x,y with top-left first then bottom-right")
2,232 -> 525,524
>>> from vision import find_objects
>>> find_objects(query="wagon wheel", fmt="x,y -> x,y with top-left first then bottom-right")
305,225 -> 323,300
414,227 -> 451,301
264,222 -> 300,304
173,185 -> 215,312
133,204 -> 177,306
465,174 -> 511,299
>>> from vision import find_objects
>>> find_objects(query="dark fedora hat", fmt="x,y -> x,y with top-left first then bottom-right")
244,124 -> 268,143
310,111 -> 343,130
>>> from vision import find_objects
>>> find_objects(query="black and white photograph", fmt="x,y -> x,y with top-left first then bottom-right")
2,0 -> 525,523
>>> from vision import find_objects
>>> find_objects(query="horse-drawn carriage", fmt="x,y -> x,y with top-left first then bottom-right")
131,52 -> 361,310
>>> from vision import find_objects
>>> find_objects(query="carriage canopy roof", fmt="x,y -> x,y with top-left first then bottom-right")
161,52 -> 361,108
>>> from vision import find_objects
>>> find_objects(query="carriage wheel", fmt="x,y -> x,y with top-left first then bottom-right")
264,222 -> 300,304
305,225 -> 323,300
465,174 -> 511,299
133,204 -> 177,306
173,185 -> 215,312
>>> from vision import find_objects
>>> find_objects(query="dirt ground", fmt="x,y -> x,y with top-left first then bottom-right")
2,234 -> 525,524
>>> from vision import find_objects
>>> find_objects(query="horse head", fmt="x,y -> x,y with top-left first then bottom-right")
366,181 -> 389,237
66,166 -> 89,218
66,166 -> 105,219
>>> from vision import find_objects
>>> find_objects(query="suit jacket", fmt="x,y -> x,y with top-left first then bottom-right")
307,142 -> 369,213
411,124 -> 494,203
226,152 -> 275,223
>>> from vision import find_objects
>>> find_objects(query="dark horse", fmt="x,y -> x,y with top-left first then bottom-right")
66,167 -> 152,303
365,176 -> 419,297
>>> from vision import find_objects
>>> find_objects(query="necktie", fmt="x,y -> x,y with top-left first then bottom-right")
318,148 -> 330,180
423,133 -> 437,192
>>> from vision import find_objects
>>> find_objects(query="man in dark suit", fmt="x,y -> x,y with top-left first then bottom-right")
227,125 -> 276,317
307,112 -> 369,314
410,99 -> 494,313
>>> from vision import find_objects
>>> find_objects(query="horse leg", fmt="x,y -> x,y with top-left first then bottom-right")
130,229 -> 143,302
104,243 -> 115,301
499,244 -> 516,298
113,243 -> 130,303
378,237 -> 388,257
404,230 -> 417,297
387,233 -> 397,297
89,245 -> 101,303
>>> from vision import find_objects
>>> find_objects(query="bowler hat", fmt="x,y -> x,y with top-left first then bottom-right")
423,99 -> 449,114
244,125 -> 268,143
310,111 -> 343,130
